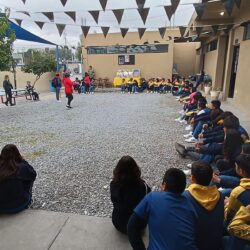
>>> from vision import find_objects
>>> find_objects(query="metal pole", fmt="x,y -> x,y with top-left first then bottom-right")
56,45 -> 60,72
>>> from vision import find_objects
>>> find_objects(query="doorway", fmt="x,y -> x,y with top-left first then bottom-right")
228,45 -> 240,98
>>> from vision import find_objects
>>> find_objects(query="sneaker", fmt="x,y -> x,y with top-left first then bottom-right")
185,137 -> 197,143
183,132 -> 193,138
180,119 -> 187,124
183,170 -> 191,175
185,125 -> 192,131
66,105 -> 72,109
175,142 -> 187,158
175,117 -> 181,122
187,164 -> 192,169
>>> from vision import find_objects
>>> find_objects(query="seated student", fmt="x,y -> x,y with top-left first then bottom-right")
0,144 -> 37,214
184,161 -> 224,250
127,78 -> 134,94
89,79 -> 95,94
127,168 -> 198,250
139,78 -> 148,93
164,79 -> 172,93
132,80 -> 139,94
121,78 -> 126,93
110,156 -> 151,234
153,78 -> 160,93
224,154 -> 250,249
26,81 -> 39,101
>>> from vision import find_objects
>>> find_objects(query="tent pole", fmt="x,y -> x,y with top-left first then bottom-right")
56,45 -> 60,72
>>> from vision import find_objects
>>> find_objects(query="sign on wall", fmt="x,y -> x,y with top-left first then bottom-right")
87,44 -> 169,55
118,55 -> 135,65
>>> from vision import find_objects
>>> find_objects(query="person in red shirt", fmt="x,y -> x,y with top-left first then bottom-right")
84,72 -> 91,94
63,73 -> 74,108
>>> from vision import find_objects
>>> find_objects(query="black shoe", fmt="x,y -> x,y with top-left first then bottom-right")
175,142 -> 187,158
4,102 -> 8,106
10,104 -> 15,106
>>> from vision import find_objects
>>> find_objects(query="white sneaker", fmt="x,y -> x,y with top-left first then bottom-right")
185,137 -> 197,143
183,132 -> 193,138
185,125 -> 192,131
187,164 -> 192,169
175,117 -> 181,122
180,119 -> 187,124
183,170 -> 191,175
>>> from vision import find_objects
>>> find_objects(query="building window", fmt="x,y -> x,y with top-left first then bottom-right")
206,40 -> 218,52
244,23 -> 250,40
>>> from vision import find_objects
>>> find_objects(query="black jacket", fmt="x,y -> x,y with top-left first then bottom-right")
3,80 -> 13,93
0,160 -> 37,210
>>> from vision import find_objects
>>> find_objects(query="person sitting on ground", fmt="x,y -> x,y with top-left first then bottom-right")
184,161 -> 224,250
127,168 -> 198,250
132,80 -> 139,94
110,156 -> 151,234
127,78 -> 134,94
121,78 -> 127,93
0,144 -> 37,214
26,81 -> 39,101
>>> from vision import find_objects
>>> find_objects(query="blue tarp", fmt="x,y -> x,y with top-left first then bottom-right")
9,20 -> 56,46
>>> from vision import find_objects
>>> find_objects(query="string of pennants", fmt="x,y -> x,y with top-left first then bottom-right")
12,0 -> 242,39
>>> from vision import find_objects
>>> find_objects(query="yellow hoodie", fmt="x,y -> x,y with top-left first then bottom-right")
187,184 -> 220,211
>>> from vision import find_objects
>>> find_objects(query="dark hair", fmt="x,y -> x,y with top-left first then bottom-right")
235,154 -> 250,177
162,168 -> 186,194
211,100 -> 221,109
224,129 -> 243,160
243,143 -> 250,154
113,156 -> 142,185
191,161 -> 213,186
224,115 -> 240,130
198,97 -> 207,109
85,72 -> 89,77
0,144 -> 23,182
194,92 -> 202,101
220,111 -> 233,120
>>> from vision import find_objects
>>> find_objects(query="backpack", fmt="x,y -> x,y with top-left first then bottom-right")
52,78 -> 57,88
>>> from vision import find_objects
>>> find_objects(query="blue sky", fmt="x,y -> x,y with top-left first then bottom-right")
0,0 -> 198,49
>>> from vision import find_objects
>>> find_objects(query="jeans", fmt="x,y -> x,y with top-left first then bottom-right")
81,85 -> 86,94
193,121 -> 205,139
6,91 -> 13,105
199,143 -> 223,163
66,93 -> 73,106
89,84 -> 95,93
55,87 -> 61,100
121,85 -> 126,92
223,236 -> 250,250
85,84 -> 90,93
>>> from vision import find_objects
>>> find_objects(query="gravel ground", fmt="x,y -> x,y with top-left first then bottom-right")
0,92 -> 191,217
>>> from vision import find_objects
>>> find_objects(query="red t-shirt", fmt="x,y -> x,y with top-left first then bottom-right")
84,76 -> 91,85
63,77 -> 73,94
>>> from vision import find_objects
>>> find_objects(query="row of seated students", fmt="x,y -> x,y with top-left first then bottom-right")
120,77 -> 189,94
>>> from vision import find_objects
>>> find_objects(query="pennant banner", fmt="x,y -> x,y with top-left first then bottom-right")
17,11 -> 30,16
15,19 -> 23,26
138,28 -> 146,39
89,11 -> 100,24
99,0 -> 108,11
60,0 -> 67,7
164,6 -> 174,21
65,11 -> 76,22
211,25 -> 219,34
179,26 -> 186,37
112,9 -> 124,24
193,3 -> 205,19
234,0 -> 241,8
81,26 -> 90,38
42,12 -> 54,21
196,26 -> 203,37
136,0 -> 146,9
21,0 -> 26,3
101,26 -> 110,38
223,0 -> 234,16
120,28 -> 129,38
138,8 -> 149,25
56,24 -> 66,36
35,21 -> 45,30
158,27 -> 167,39
171,0 -> 180,13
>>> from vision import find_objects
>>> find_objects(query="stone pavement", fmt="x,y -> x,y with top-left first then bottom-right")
0,209 -> 145,250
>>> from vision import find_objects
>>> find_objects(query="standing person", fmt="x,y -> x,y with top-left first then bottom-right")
63,73 -> 74,109
0,144 -> 37,213
127,168 -> 198,250
110,156 -> 151,234
196,70 -> 205,89
52,73 -> 62,101
88,65 -> 95,81
3,75 -> 14,106
83,73 -> 91,94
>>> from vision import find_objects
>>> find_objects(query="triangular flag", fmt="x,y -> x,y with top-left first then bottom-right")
81,26 -> 90,38
171,0 -> 180,12
65,12 -> 76,22
158,27 -> 167,39
56,24 -> 66,36
15,19 -> 23,26
224,24 -> 234,34
234,0 -> 241,8
164,6 -> 174,21
193,3 -> 205,19
179,26 -> 186,37
17,11 -> 30,16
101,26 -> 110,38
99,0 -> 108,10
138,28 -> 146,39
21,0 -> 26,3
89,11 -> 100,24
136,0 -> 146,9
211,25 -> 219,34
223,0 -> 234,16
138,8 -> 149,25
42,12 -> 54,21
60,0 -> 67,7
196,26 -> 203,37
35,21 -> 45,30
112,9 -> 124,24
168,36 -> 172,40
120,28 -> 129,38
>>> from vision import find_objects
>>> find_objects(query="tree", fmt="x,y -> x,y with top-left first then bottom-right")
21,50 -> 56,86
0,15 -> 16,71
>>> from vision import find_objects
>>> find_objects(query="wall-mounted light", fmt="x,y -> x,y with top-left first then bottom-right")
220,11 -> 225,16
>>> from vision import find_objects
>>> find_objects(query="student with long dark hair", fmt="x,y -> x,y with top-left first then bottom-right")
0,144 -> 37,213
110,156 -> 151,234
